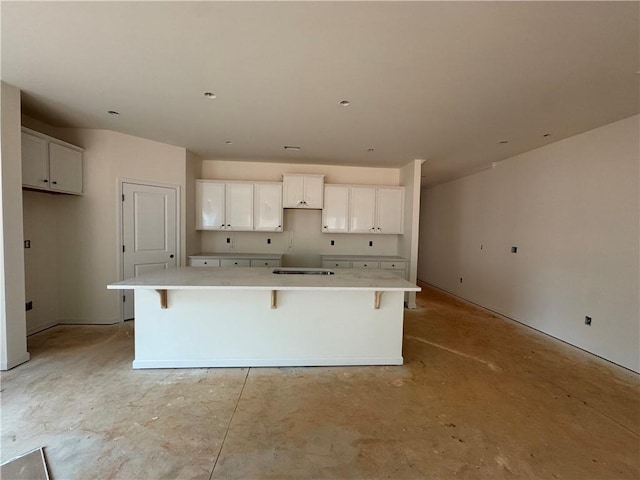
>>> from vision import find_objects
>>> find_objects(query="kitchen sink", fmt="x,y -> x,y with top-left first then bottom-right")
272,268 -> 335,275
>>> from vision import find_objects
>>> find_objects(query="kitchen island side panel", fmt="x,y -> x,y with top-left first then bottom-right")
132,288 -> 404,368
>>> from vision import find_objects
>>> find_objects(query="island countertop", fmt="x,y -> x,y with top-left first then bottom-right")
108,266 -> 420,292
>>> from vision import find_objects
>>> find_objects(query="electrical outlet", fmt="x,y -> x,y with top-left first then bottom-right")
585,316 -> 592,326
226,237 -> 231,244
511,246 -> 518,253
24,240 -> 31,249
267,238 -> 271,244
330,240 -> 335,246
459,277 -> 463,283
369,241 -> 373,247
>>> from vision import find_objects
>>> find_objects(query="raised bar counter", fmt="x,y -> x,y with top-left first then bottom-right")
108,267 -> 420,369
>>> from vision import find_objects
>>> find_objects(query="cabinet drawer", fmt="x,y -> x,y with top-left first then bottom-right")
221,259 -> 251,267
250,259 -> 280,267
380,261 -> 406,270
322,260 -> 351,268
190,258 -> 220,267
352,261 -> 380,269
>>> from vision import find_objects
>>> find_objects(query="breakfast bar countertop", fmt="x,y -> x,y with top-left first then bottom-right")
108,266 -> 420,292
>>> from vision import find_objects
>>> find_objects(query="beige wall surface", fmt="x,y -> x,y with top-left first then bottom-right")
23,190 -> 60,334
200,160 -> 402,266
20,120 -> 188,325
419,115 -> 640,372
0,82 -> 30,369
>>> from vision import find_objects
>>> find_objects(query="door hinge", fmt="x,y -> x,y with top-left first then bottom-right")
122,245 -> 125,252
123,295 -> 126,302
122,194 -> 125,201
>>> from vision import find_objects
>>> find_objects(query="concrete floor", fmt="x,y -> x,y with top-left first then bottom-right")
1,285 -> 638,479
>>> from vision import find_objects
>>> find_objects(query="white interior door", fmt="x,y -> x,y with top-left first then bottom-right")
122,182 -> 178,320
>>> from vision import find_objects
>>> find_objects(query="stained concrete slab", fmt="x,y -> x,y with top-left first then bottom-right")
1,286 -> 638,479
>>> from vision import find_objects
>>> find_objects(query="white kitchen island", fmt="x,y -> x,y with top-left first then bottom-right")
108,267 -> 420,369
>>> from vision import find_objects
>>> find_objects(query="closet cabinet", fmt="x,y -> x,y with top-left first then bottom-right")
22,128 -> 84,195
196,180 -> 254,231
282,174 -> 324,209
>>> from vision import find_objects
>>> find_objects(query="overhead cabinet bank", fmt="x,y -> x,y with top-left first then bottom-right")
21,127 -> 84,195
323,184 -> 404,234
196,180 -> 283,231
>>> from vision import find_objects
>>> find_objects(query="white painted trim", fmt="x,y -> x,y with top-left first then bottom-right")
116,177 -> 181,322
26,320 -> 58,336
133,356 -> 403,369
1,352 -> 30,371
57,318 -> 120,325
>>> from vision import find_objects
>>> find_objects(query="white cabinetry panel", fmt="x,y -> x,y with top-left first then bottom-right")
254,183 -> 283,231
225,182 -> 254,230
322,185 -> 349,233
282,174 -> 324,209
376,187 -> 404,234
21,133 -> 48,189
196,181 -> 226,230
21,128 -> 83,195
349,186 -> 377,233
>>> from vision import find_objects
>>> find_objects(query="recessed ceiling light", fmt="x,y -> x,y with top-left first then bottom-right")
499,140 -> 508,144
107,110 -> 119,116
225,140 -> 233,144
284,146 -> 301,151
339,100 -> 351,107
204,92 -> 216,98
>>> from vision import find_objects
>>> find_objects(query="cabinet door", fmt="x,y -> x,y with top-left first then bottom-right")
196,181 -> 225,230
21,132 -> 49,189
282,175 -> 305,207
49,143 -> 83,194
349,186 -> 376,233
322,185 -> 349,233
226,183 -> 254,230
303,175 -> 324,208
254,183 -> 283,231
376,187 -> 404,234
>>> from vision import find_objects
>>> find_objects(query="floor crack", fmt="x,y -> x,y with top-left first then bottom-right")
209,367 -> 250,480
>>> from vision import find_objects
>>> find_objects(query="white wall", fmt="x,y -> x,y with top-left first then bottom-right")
185,150 -> 202,257
0,82 -> 30,369
419,115 -> 640,372
201,160 -> 402,267
399,159 -> 423,308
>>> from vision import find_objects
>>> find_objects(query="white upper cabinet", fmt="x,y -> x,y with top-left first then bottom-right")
375,187 -> 404,234
196,180 -> 254,231
347,185 -> 404,234
282,174 -> 324,209
322,185 -> 350,233
254,182 -> 283,231
196,181 -> 226,230
225,182 -> 254,230
21,128 -> 84,195
349,186 -> 377,233
48,143 -> 83,193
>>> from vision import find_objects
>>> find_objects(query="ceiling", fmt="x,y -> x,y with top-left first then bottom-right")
2,1 -> 638,186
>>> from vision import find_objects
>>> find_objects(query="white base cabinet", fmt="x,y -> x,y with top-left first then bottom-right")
321,255 -> 408,279
22,128 -> 84,195
189,253 -> 282,267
